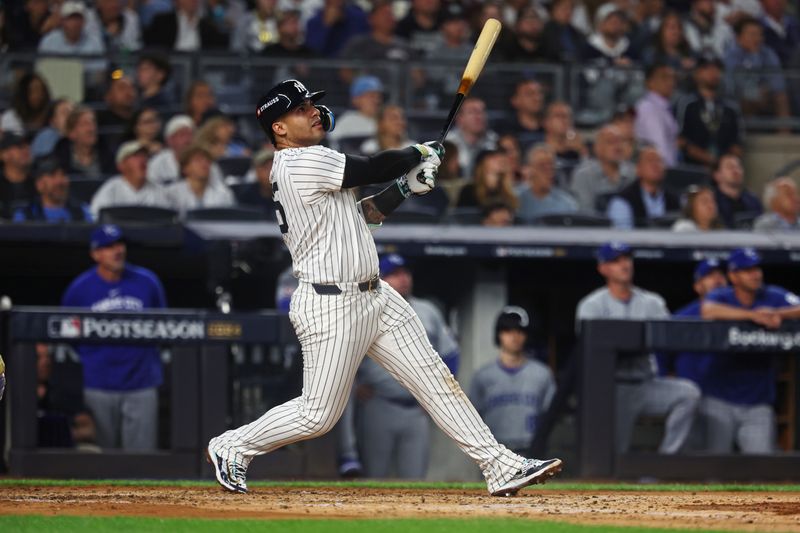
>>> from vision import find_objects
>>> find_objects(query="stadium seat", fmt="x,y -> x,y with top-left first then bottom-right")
68,177 -> 104,204
384,203 -> 441,224
444,207 -> 483,225
185,206 -> 269,221
664,165 -> 711,196
98,205 -> 180,224
531,213 -> 612,227
734,211 -> 760,229
216,156 -> 252,179
647,213 -> 681,228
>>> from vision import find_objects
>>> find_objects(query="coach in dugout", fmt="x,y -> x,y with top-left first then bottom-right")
62,224 -> 167,450
699,248 -> 800,453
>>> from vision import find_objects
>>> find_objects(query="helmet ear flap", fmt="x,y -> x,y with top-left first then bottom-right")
315,105 -> 335,132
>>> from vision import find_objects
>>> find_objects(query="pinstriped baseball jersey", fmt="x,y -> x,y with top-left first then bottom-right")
271,145 -> 378,284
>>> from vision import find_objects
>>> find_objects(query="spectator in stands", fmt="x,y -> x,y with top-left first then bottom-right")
144,0 -> 229,51
641,10 -> 697,70
147,115 -> 195,186
31,100 -> 74,158
585,3 -> 636,65
753,177 -> 800,231
196,114 -> 250,159
711,154 -> 762,228
205,0 -> 247,36
184,81 -> 218,127
634,63 -> 679,168
495,79 -> 546,153
0,134 -> 35,218
97,70 -> 139,152
677,56 -> 743,169
723,16 -> 791,122
499,5 -> 546,62
759,0 -> 800,66
628,0 -> 665,50
262,8 -> 313,58
683,0 -> 733,58
395,0 -> 444,55
499,134 -> 524,186
166,145 -> 235,217
610,105 -> 638,161
576,241 -> 701,454
700,248 -> 800,453
449,97 -> 499,180
38,1 -> 105,62
136,53 -> 174,109
482,202 -> 515,227
607,145 -> 680,228
457,148 -> 518,213
360,105 -> 413,155
88,0 -> 142,52
340,0 -> 415,68
123,108 -> 163,158
304,0 -> 369,58
54,106 -> 116,178
13,155 -> 92,222
235,148 -> 276,216
437,140 -> 464,207
542,101 -> 588,182
571,124 -> 636,213
231,0 -> 279,53
422,3 -> 471,100
62,224 -> 167,450
0,72 -> 52,135
540,0 -> 586,63
672,184 -> 723,231
4,0 -> 59,51
90,141 -> 169,219
470,307 -> 555,455
328,76 -> 384,150
517,144 -> 579,224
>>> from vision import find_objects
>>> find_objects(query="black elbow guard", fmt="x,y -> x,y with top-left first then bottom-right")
316,105 -> 335,132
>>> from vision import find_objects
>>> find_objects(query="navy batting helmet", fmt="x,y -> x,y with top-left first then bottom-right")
494,306 -> 530,345
255,79 -> 334,141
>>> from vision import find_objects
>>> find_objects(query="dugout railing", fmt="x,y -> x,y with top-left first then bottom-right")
578,319 -> 800,481
1,306 -> 312,479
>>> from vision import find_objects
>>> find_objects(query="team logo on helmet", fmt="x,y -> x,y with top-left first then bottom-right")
293,81 -> 306,93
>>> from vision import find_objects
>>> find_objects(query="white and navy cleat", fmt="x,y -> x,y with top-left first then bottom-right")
491,458 -> 563,497
206,437 -> 250,493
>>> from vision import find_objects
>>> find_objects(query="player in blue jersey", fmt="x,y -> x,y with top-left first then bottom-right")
699,248 -> 800,453
62,224 -> 167,450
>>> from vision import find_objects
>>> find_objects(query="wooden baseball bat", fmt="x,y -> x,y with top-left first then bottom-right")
437,18 -> 502,144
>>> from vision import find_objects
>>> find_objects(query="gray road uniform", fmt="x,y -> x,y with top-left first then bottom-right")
576,287 -> 701,453
357,296 -> 460,478
469,359 -> 556,455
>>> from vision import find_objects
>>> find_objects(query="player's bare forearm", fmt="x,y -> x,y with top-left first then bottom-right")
358,196 -> 386,225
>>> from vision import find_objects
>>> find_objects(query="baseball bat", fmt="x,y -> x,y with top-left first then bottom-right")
438,18 -> 502,144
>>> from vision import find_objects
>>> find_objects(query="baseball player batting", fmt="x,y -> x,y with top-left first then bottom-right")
206,79 -> 562,496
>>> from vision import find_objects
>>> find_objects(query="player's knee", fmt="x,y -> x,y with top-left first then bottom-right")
300,409 -> 339,438
677,379 -> 702,406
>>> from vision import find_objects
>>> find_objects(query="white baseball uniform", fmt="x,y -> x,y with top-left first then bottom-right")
214,144 -> 526,492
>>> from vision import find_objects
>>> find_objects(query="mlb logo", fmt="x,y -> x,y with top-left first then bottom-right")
47,316 -> 81,339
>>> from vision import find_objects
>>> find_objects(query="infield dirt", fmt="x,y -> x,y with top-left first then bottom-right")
1,485 -> 799,532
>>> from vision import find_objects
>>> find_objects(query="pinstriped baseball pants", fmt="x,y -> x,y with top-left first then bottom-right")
217,280 -> 525,492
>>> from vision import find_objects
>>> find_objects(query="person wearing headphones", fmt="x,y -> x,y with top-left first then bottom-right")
468,307 -> 556,456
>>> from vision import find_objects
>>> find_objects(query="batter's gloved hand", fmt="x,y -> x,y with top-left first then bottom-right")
412,143 -> 442,167
422,141 -> 445,159
399,160 -> 438,196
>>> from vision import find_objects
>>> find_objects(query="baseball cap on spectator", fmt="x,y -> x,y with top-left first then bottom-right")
30,155 -> 64,179
0,133 -> 28,151
597,241 -> 632,263
61,0 -> 87,18
164,114 -> 195,139
694,55 -> 724,70
350,76 -> 383,99
379,254 -> 406,277
115,140 -> 148,164
728,248 -> 761,271
442,2 -> 467,22
694,258 -> 723,281
594,2 -> 626,26
91,224 -> 125,250
276,8 -> 301,23
253,147 -> 275,167
474,147 -> 504,168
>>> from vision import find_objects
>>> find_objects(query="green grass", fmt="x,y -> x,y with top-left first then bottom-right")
1,478 -> 799,492
0,516 -> 747,533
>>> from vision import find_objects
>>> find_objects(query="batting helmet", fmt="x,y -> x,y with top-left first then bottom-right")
255,79 -> 335,141
494,306 -> 530,346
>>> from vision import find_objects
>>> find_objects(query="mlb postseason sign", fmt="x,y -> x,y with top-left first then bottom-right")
9,308 -> 288,345
647,320 -> 800,353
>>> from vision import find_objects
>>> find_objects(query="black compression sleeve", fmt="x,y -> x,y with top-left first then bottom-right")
370,181 -> 407,216
341,146 -> 421,189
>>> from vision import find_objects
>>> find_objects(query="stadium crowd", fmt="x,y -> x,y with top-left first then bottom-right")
0,0 -> 799,228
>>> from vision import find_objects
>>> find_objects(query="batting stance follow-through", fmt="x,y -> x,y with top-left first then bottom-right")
206,79 -> 562,496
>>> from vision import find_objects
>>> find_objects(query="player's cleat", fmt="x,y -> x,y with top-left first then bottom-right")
491,458 -> 562,497
206,437 -> 250,493
338,457 -> 363,478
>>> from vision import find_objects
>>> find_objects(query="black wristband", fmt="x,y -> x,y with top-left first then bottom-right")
372,180 -> 408,216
